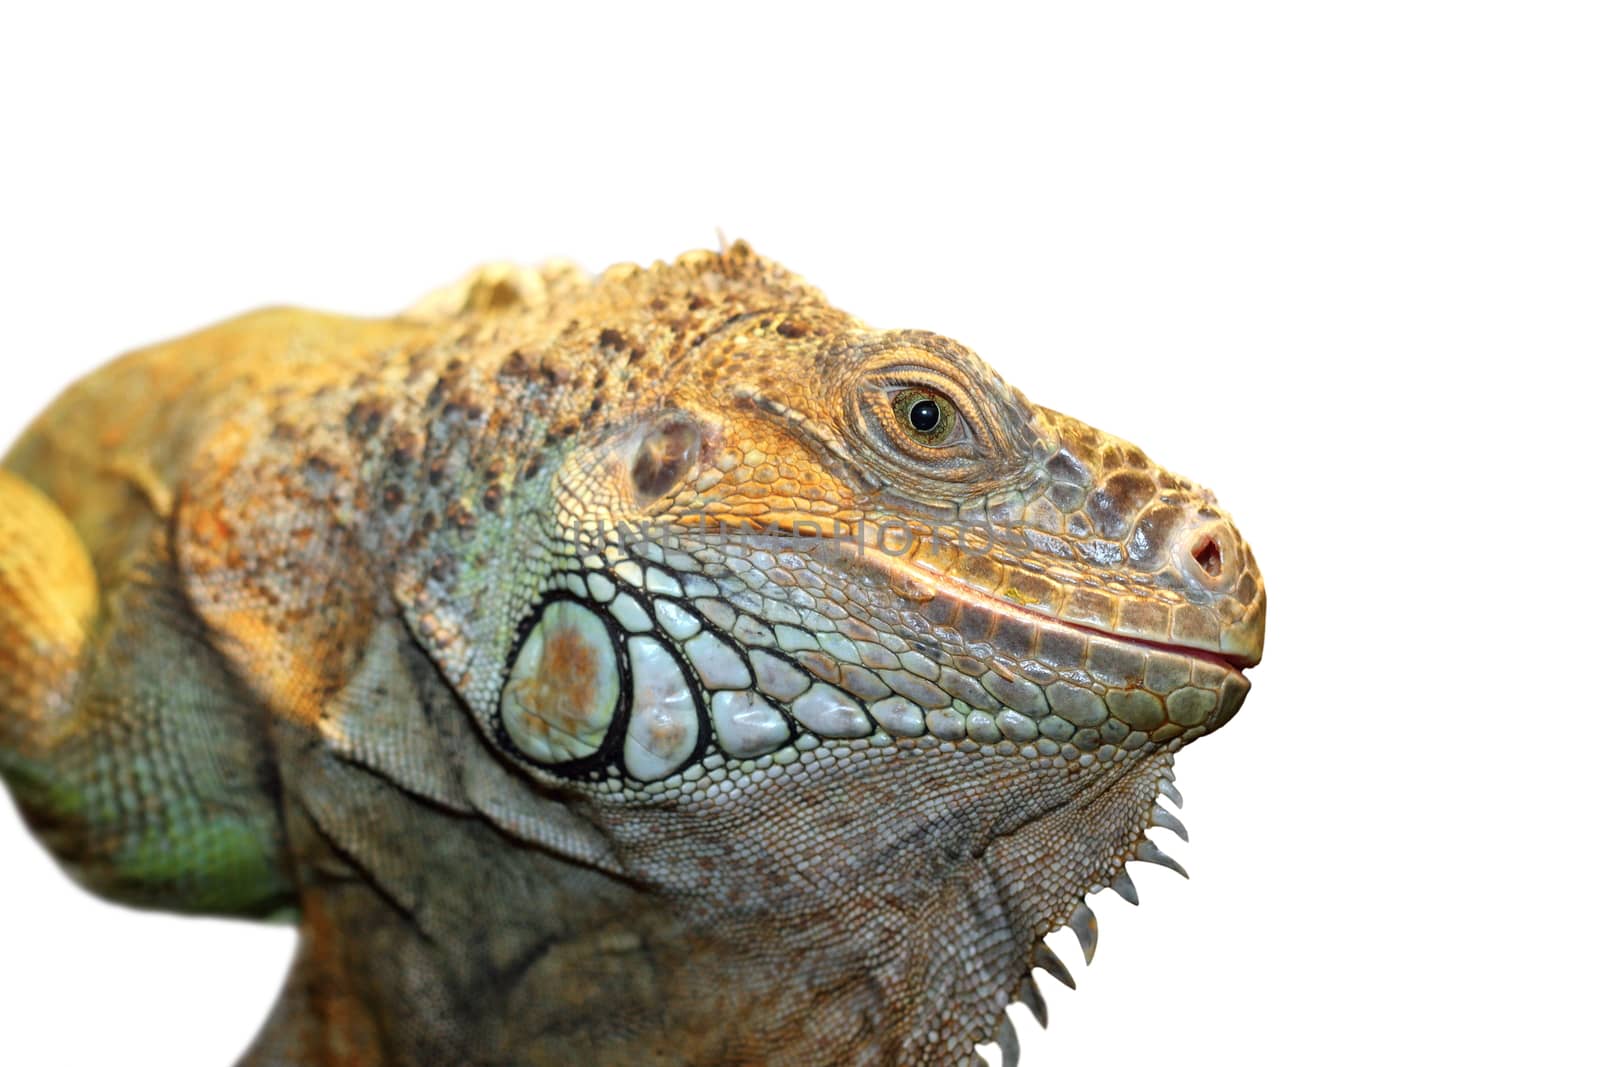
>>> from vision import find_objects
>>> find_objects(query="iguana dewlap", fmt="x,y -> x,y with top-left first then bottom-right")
0,245 -> 1264,1066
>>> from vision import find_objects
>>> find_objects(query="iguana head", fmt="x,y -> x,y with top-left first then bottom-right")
396,246 -> 1265,1062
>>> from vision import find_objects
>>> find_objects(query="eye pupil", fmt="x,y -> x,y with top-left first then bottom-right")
907,398 -> 941,432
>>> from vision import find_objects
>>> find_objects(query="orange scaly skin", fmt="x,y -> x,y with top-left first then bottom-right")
0,245 -> 1264,1066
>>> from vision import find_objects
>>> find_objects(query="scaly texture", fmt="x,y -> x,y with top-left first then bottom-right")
0,244 -> 1265,1066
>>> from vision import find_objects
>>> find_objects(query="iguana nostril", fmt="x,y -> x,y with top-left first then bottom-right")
1190,534 -> 1223,578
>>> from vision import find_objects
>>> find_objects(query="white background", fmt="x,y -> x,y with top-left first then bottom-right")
1,3 -> 1594,1064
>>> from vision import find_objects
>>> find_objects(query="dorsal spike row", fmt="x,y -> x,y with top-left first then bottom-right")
1134,838 -> 1189,879
1110,868 -> 1140,905
1067,899 -> 1098,964
1158,777 -> 1184,808
1017,975 -> 1048,1028
1151,805 -> 1189,842
995,1013 -> 1021,1067
1033,941 -> 1076,989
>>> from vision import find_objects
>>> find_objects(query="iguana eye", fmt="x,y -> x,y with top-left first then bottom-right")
891,388 -> 959,444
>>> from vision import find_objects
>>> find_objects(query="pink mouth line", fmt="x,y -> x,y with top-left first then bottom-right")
1062,621 -> 1255,677
820,525 -> 1258,678
921,568 -> 1255,679
725,516 -> 1257,676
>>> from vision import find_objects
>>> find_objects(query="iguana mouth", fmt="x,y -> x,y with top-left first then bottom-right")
907,551 -> 1264,670
844,540 -> 1260,736
957,579 -> 1257,677
740,510 -> 1264,670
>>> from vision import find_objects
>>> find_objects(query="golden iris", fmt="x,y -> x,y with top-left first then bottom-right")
891,388 -> 957,444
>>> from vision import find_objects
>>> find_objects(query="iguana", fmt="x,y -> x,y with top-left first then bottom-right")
0,244 -> 1264,1066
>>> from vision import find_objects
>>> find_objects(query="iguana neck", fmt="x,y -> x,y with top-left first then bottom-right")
244,768 -> 898,1067
245,706 -> 1174,1067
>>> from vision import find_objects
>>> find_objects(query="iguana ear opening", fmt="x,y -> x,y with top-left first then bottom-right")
627,414 -> 702,505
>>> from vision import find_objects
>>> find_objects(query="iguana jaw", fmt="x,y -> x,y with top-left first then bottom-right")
894,552 -> 1258,734
731,521 -> 1261,748
753,502 -> 1265,670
